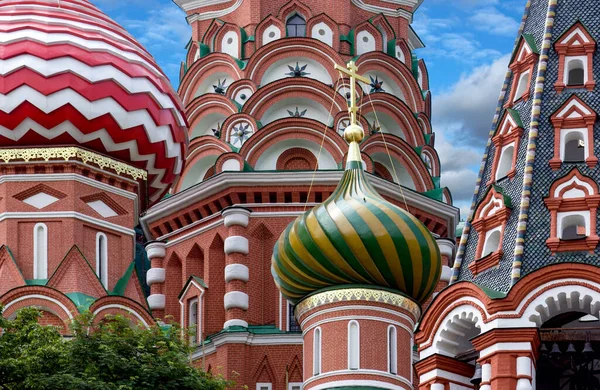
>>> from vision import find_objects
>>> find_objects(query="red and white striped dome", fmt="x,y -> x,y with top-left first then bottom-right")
0,0 -> 188,203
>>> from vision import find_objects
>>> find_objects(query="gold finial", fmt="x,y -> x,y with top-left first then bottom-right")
334,60 -> 368,162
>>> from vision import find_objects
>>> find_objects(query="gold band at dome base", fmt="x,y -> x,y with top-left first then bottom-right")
0,147 -> 147,181
294,287 -> 421,319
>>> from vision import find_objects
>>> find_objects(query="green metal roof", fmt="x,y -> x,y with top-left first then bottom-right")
65,292 -> 96,312
111,261 -> 136,296
25,279 -> 47,286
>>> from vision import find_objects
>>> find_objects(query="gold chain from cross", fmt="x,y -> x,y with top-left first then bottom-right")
334,60 -> 369,126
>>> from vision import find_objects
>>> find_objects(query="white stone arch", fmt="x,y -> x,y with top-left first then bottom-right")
178,155 -> 219,191
260,96 -> 332,126
311,22 -> 333,46
194,71 -> 233,98
260,57 -> 332,86
262,25 -> 281,46
425,303 -> 485,359
518,282 -> 600,328
363,111 -> 407,140
190,112 -> 227,139
221,31 -> 239,58
356,30 -> 376,55
361,71 -> 406,103
254,138 -> 337,170
370,152 -> 416,190
395,45 -> 405,63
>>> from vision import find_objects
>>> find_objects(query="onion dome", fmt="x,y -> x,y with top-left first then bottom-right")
271,123 -> 441,305
0,0 -> 188,203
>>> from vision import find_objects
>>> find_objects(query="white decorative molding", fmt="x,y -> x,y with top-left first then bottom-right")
93,304 -> 149,327
146,268 -> 166,285
224,291 -> 249,311
3,294 -> 73,319
0,211 -> 134,236
148,294 -> 166,310
224,236 -> 249,255
440,266 -> 452,283
224,319 -> 248,328
225,264 -> 249,282
436,238 -> 455,258
146,241 -> 167,259
305,373 -> 412,390
141,172 -> 459,241
222,207 -> 251,227
419,369 -> 473,388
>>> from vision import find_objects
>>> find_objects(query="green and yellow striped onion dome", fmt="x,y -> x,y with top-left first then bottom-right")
271,124 -> 441,305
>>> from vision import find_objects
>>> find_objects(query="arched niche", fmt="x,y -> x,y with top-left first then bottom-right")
361,71 -> 406,103
364,111 -> 407,140
260,57 -> 332,86
193,72 -> 233,98
190,112 -> 227,139
254,138 -> 337,170
178,155 -> 219,191
370,152 -> 416,190
260,97 -> 333,126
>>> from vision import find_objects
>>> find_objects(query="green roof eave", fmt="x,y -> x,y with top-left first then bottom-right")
492,184 -> 513,208
424,133 -> 432,145
422,188 -> 443,202
192,275 -> 208,289
522,33 -> 539,54
507,108 -> 524,128
432,176 -> 441,189
111,261 -> 136,296
242,161 -> 254,171
66,292 -> 96,312
474,283 -> 507,299
26,279 -> 47,286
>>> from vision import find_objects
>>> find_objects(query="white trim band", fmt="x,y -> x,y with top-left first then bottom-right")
224,236 -> 249,255
224,291 -> 249,310
146,241 -> 167,259
146,268 -> 166,285
147,294 -> 166,310
222,207 -> 251,227
225,264 -> 249,282
223,319 -> 248,328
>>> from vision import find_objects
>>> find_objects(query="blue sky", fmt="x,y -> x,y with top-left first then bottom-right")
95,0 -> 529,219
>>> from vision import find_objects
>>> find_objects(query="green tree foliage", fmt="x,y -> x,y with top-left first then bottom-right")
0,307 -> 231,390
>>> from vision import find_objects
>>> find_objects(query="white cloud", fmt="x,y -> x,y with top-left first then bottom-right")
469,7 -> 520,37
434,54 -> 511,209
434,53 -> 511,147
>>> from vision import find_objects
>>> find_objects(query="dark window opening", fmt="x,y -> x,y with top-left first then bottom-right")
565,138 -> 585,162
286,14 -> 306,37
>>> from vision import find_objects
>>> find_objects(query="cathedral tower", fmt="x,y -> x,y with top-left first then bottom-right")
140,0 -> 459,388
0,0 -> 187,331
417,0 -> 600,388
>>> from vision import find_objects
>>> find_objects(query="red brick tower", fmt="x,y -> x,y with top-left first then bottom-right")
0,0 -> 187,330
139,0 -> 459,388
271,99 -> 443,390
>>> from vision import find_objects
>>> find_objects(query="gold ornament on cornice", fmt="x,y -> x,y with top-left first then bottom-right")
0,147 -> 147,181
294,287 -> 421,319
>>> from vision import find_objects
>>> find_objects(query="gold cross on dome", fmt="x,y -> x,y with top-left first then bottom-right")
335,60 -> 369,126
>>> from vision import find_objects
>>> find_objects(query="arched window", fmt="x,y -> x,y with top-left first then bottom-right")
96,232 -> 108,288
482,228 -> 502,257
348,321 -> 360,370
189,299 -> 199,345
496,145 -> 515,180
313,327 -> 322,376
286,14 -> 306,37
33,223 -> 48,279
514,71 -> 530,102
563,131 -> 586,162
567,59 -> 585,86
560,214 -> 587,240
388,326 -> 397,375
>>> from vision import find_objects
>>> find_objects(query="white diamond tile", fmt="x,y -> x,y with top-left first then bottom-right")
87,200 -> 118,218
23,192 -> 60,209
